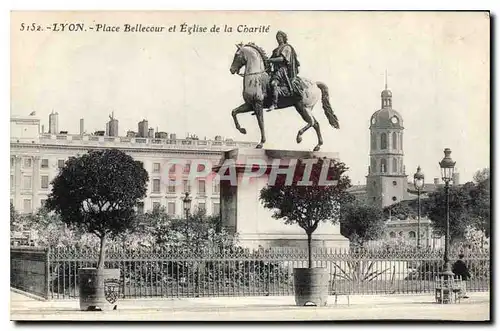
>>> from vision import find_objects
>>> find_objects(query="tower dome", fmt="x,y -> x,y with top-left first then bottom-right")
370,108 -> 404,129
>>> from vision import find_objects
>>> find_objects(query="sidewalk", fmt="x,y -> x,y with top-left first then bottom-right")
10,290 -> 490,321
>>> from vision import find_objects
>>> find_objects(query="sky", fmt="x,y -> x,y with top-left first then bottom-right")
10,11 -> 490,185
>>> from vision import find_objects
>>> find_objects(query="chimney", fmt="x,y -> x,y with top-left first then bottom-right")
80,119 -> 84,135
434,178 -> 440,185
452,173 -> 460,186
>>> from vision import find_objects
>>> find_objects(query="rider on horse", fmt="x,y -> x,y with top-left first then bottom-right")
268,30 -> 301,111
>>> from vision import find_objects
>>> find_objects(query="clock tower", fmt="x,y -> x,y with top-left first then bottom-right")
366,79 -> 408,208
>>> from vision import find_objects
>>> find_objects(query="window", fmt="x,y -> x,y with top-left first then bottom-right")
24,158 -> 32,168
11,157 -> 14,167
183,180 -> 191,193
392,196 -> 397,202
392,180 -> 397,186
40,199 -> 47,207
58,159 -> 65,168
167,182 -> 176,194
213,202 -> 220,216
197,163 -> 206,172
152,201 -> 161,210
137,202 -> 144,214
198,180 -> 206,195
400,133 -> 403,150
380,133 -> 387,150
370,159 -> 377,174
198,202 -> 206,212
213,179 -> 220,194
389,232 -> 396,238
392,158 -> 398,173
23,176 -> 32,190
23,199 -> 32,213
153,163 -> 161,173
152,179 -> 161,193
371,133 -> 376,150
409,231 -> 416,239
184,162 -> 191,174
169,164 -> 176,174
380,159 -> 387,173
398,231 -> 403,237
10,175 -> 14,190
392,132 -> 397,149
41,159 -> 49,168
41,175 -> 49,189
167,202 -> 176,216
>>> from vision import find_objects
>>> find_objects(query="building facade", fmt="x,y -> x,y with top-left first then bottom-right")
10,114 -> 255,217
365,82 -> 409,208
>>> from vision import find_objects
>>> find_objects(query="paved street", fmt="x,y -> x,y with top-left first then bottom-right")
10,290 -> 490,321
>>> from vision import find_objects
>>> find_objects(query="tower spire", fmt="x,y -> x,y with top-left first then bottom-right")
385,69 -> 388,90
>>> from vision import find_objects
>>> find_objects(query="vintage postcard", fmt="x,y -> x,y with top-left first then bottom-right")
9,11 -> 490,321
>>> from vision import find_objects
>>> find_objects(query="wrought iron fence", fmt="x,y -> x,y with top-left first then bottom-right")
11,247 -> 49,299
46,246 -> 490,300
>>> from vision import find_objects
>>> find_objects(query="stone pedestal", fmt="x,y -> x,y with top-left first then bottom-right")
213,148 -> 349,250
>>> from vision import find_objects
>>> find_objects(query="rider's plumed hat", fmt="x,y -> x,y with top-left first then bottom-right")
276,30 -> 288,40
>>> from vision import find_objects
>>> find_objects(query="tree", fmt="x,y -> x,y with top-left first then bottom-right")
151,207 -> 235,250
259,158 -> 352,268
425,183 -> 473,244
340,199 -> 386,247
46,149 -> 149,270
469,168 -> 490,238
10,203 -> 20,232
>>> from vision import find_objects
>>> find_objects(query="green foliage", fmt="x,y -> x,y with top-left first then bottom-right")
386,167 -> 490,243
259,157 -> 352,268
340,199 -> 386,246
45,149 -> 149,239
150,208 -> 236,250
259,158 -> 352,235
10,202 -> 20,232
332,260 -> 391,282
426,183 -> 474,243
469,168 -> 490,237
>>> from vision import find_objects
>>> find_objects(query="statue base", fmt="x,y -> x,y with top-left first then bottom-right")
213,148 -> 349,250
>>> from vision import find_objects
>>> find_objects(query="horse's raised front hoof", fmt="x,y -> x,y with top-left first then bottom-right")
256,143 -> 263,149
239,128 -> 247,134
313,145 -> 321,152
296,135 -> 302,144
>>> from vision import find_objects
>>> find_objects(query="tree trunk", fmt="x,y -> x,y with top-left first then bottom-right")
97,234 -> 106,270
307,231 -> 312,269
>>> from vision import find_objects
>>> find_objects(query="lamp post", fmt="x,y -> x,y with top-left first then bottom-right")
183,192 -> 192,242
439,148 -> 456,277
413,166 -> 425,249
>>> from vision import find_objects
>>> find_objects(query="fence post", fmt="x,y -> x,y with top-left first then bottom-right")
45,247 -> 50,300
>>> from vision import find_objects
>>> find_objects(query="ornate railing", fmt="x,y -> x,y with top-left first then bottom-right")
45,246 -> 490,300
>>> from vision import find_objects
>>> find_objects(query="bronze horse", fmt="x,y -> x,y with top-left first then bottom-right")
229,43 -> 339,151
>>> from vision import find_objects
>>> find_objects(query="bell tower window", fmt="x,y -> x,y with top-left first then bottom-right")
380,159 -> 387,173
392,158 -> 398,173
381,133 -> 387,150
392,132 -> 397,149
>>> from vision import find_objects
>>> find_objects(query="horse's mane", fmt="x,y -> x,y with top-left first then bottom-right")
245,42 -> 271,73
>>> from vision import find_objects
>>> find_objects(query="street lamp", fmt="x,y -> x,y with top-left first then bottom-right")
183,192 -> 192,242
439,148 -> 456,278
413,166 -> 425,249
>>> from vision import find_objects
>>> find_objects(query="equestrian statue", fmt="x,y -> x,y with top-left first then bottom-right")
229,30 -> 339,151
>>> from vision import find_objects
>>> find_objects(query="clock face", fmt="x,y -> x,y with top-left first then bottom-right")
391,116 -> 398,124
371,118 -> 376,125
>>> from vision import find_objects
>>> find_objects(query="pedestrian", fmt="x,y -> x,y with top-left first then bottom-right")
452,253 -> 471,299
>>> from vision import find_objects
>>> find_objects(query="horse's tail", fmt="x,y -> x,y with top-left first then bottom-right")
316,81 -> 339,129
